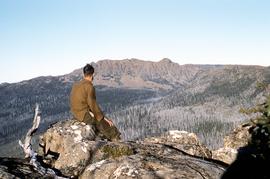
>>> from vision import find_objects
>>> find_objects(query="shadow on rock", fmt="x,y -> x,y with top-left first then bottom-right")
222,93 -> 270,179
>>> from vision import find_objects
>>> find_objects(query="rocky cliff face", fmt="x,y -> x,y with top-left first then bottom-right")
66,58 -> 202,90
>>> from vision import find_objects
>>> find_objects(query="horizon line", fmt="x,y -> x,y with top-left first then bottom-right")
1,58 -> 269,84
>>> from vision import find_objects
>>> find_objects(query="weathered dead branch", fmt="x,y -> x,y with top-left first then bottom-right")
19,104 -> 67,178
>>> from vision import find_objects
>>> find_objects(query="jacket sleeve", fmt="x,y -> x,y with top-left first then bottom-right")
87,85 -> 104,121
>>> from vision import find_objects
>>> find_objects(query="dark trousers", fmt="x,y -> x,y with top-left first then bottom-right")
83,112 -> 121,141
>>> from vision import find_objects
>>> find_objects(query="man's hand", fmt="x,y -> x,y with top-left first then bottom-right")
104,117 -> 114,127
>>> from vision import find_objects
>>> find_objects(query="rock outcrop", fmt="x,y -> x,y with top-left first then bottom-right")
80,142 -> 225,179
68,59 -> 202,90
39,119 -> 96,176
38,119 -> 227,178
223,123 -> 251,149
212,123 -> 252,164
0,157 -> 58,179
3,119 -> 258,178
144,130 -> 212,158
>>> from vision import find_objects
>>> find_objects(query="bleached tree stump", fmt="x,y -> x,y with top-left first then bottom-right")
19,104 -> 67,178
19,104 -> 41,158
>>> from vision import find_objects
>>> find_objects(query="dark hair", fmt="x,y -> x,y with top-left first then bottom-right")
83,64 -> 94,76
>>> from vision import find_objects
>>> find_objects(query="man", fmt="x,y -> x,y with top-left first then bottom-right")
70,64 -> 121,141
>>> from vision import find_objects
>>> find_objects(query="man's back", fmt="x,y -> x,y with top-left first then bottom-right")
70,79 -> 90,121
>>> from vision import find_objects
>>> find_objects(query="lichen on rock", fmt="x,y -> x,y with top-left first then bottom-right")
101,143 -> 134,159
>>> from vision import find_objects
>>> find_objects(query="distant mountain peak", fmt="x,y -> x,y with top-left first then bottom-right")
159,58 -> 173,63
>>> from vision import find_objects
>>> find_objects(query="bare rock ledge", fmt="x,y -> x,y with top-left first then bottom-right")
38,119 -> 227,178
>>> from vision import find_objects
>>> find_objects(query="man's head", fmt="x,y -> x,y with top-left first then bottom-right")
83,64 -> 94,81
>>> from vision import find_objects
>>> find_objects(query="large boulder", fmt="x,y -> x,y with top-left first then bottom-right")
39,119 -> 96,176
223,123 -> 251,149
80,142 -> 226,179
212,147 -> 238,164
212,123 -> 252,164
144,130 -> 212,158
0,157 -> 56,179
39,120 -> 226,178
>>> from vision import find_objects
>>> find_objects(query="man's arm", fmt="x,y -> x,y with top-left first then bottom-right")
87,85 -> 104,121
87,84 -> 115,127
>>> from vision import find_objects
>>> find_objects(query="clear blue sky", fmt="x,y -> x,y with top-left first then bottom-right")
0,0 -> 270,83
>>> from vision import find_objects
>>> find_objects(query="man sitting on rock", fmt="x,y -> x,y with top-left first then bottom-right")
70,64 -> 121,141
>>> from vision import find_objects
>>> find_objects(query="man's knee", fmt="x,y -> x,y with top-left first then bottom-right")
96,119 -> 121,141
83,112 -> 96,125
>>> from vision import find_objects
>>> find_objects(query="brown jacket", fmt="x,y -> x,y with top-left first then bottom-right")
70,79 -> 104,121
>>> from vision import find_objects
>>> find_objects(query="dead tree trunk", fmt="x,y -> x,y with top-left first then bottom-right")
19,104 -> 41,158
19,104 -> 67,178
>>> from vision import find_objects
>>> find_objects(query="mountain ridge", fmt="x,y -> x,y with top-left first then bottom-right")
0,59 -> 269,157
1,58 -> 267,86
